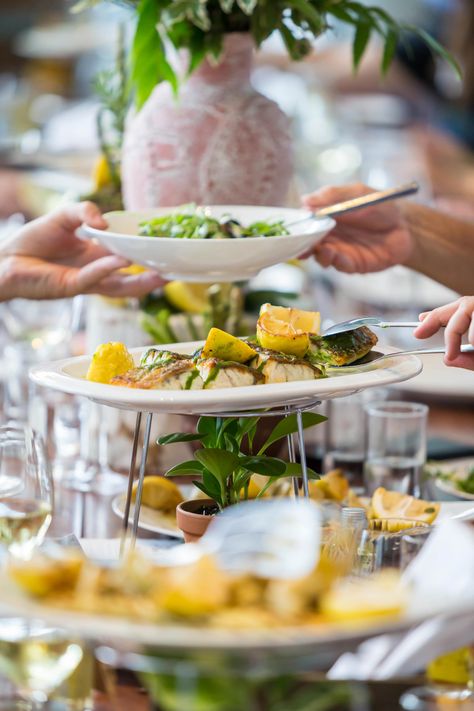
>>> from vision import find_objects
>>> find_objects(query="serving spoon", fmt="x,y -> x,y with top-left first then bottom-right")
283,180 -> 419,230
323,316 -> 422,337
329,344 -> 474,372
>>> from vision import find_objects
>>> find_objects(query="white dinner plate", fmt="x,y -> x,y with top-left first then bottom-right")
29,343 -> 423,415
427,459 -> 474,502
80,206 -> 335,282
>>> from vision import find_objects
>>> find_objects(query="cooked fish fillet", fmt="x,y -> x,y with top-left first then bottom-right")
250,346 -> 324,383
112,360 -> 203,390
308,326 -> 378,367
140,348 -> 192,368
197,358 -> 264,389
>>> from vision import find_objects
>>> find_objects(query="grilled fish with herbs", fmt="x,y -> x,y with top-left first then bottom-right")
112,359 -> 203,390
250,345 -> 325,383
197,358 -> 264,389
307,326 -> 378,367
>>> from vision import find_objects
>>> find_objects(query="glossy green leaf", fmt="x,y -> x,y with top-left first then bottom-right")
165,460 -> 205,477
353,21 -> 371,69
381,28 -> 397,75
238,455 -> 286,477
413,26 -> 462,78
195,448 -> 240,486
258,412 -> 327,454
283,462 -> 319,479
157,432 -> 204,445
236,0 -> 258,15
131,0 -> 177,109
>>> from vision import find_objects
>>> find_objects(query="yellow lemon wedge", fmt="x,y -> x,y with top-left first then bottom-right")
427,648 -> 472,685
256,303 -> 320,357
9,553 -> 83,598
86,342 -> 134,384
132,476 -> 183,513
321,571 -> 406,622
370,487 -> 440,525
164,282 -> 212,314
92,154 -> 114,191
201,328 -> 256,363
369,518 -> 430,533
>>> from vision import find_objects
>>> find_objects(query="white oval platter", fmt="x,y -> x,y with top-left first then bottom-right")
80,206 -> 335,283
29,342 -> 423,415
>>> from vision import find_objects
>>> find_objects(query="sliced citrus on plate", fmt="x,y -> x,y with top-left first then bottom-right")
132,476 -> 183,512
201,328 -> 256,363
164,281 -> 212,313
370,487 -> 439,524
321,571 -> 407,621
86,342 -> 134,384
256,303 -> 320,357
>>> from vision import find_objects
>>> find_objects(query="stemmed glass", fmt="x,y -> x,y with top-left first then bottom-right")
0,619 -> 83,710
0,425 -> 53,559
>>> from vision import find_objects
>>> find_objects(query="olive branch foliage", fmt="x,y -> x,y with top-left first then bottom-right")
74,0 -> 461,111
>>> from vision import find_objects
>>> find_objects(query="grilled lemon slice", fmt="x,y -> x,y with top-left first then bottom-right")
370,487 -> 439,525
256,304 -> 320,357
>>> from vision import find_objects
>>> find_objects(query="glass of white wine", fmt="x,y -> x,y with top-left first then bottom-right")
0,618 -> 83,709
0,425 -> 53,559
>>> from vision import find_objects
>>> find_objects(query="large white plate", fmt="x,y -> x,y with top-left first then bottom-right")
112,495 -> 473,540
0,561 -> 472,654
80,207 -> 335,283
29,343 -> 423,415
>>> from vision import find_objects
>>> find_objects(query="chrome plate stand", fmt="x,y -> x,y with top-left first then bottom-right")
120,399 -> 322,555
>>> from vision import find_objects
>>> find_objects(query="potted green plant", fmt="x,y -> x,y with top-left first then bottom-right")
77,0 -> 459,209
158,411 -> 326,541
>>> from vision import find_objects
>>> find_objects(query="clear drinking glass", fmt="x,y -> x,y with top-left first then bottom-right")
324,388 -> 389,492
364,402 -> 428,496
0,426 -> 53,559
0,619 -> 84,710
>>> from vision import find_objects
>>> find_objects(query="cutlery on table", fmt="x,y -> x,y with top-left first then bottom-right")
283,180 -> 419,230
323,317 -> 422,338
329,344 -> 474,371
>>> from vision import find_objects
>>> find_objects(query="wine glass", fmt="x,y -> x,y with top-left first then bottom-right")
0,618 -> 83,710
0,425 -> 53,559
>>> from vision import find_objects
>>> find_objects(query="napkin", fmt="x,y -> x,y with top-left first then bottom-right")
329,520 -> 474,680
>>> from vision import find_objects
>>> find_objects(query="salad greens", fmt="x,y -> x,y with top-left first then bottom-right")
138,207 -> 289,239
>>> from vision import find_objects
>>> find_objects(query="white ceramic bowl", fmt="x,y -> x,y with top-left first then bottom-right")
81,206 -> 335,282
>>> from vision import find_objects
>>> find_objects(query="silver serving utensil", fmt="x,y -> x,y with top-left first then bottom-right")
152,499 -> 322,580
328,344 -> 474,371
284,181 -> 419,230
323,317 -> 421,337
450,506 -> 474,522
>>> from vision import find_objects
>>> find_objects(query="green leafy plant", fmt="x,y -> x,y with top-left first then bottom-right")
75,0 -> 461,110
158,412 -> 326,509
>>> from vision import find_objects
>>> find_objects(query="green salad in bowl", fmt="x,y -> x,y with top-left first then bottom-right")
138,206 -> 289,240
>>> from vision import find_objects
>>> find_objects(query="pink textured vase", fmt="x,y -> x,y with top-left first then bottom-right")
121,33 -> 293,208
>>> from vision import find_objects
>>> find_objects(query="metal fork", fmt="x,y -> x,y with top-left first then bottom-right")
329,344 -> 474,371
323,316 -> 421,338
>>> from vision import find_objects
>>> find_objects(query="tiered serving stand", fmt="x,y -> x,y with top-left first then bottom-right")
29,341 -> 424,556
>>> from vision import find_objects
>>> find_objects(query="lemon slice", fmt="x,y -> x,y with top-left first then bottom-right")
92,154 -> 113,190
256,303 -> 320,357
201,328 -> 256,363
370,487 -> 440,524
369,518 -> 430,533
321,571 -> 406,622
9,553 -> 83,598
427,648 -> 473,684
164,282 -> 212,314
86,342 -> 134,384
132,476 -> 183,512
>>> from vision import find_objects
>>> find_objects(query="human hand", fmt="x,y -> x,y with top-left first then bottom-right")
413,296 -> 474,370
0,201 -> 164,301
301,184 -> 413,272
